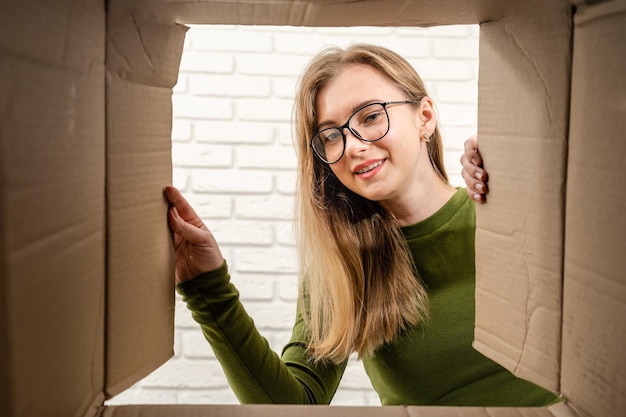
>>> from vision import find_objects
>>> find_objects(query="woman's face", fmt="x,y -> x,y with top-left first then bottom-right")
315,64 -> 434,205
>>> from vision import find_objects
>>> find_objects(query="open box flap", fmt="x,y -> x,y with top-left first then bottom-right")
0,1 -> 106,416
104,1 -> 186,398
562,1 -> 626,416
473,1 -> 572,394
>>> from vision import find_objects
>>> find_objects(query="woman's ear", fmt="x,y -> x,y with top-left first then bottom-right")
416,97 -> 437,136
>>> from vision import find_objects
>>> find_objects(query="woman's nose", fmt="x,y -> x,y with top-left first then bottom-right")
343,128 -> 370,157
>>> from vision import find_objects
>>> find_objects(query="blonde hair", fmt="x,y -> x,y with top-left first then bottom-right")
294,44 -> 447,363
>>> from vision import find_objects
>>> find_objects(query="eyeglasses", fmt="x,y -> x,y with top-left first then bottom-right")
311,100 -> 419,164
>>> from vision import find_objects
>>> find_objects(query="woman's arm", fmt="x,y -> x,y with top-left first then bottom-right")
166,185 -> 345,403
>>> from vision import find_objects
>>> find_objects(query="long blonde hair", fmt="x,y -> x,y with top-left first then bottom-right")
294,44 -> 447,363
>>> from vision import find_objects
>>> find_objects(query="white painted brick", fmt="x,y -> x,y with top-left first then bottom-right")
191,25 -> 273,52
193,120 -> 275,144
176,298 -> 201,329
275,122 -> 295,146
172,168 -> 190,191
234,195 -> 295,220
275,274 -> 299,302
329,389 -> 368,406
270,330 -> 295,353
172,118 -> 192,142
273,31 -> 352,55
140,358 -> 230,389
231,272 -> 275,301
173,74 -> 188,94
172,143 -> 232,167
182,194 -> 233,219
364,390 -> 383,406
191,169 -> 273,193
234,247 -> 298,274
236,145 -> 298,170
178,389 -> 238,404
189,73 -> 272,97
178,51 -> 234,73
318,26 -> 394,37
172,95 -> 234,119
434,37 -> 480,59
182,330 -> 215,359
236,97 -> 294,122
245,302 -> 298,330
105,385 -> 178,405
271,77 -> 298,99
348,37 -> 431,60
410,24 -> 471,37
275,171 -> 296,195
436,102 -> 478,127
339,357 -> 377,390
208,220 -> 274,245
236,53 -> 312,77
274,221 -> 296,246
409,58 -> 475,81
435,80 -> 478,104
440,126 -> 477,151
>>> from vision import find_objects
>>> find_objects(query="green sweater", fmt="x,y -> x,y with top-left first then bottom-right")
177,189 -> 560,406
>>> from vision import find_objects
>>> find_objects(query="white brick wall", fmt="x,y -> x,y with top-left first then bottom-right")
108,24 -> 479,406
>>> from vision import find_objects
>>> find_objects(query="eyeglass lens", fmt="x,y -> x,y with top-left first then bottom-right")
312,102 -> 389,164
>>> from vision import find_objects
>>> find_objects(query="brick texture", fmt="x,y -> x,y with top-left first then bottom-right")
108,24 -> 479,406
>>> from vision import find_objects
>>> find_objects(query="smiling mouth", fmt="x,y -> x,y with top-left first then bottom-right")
355,160 -> 384,174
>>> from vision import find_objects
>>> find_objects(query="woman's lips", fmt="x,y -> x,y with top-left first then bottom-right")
354,159 -> 385,175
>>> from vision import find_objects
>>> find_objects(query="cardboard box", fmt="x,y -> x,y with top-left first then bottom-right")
1,0 -> 624,416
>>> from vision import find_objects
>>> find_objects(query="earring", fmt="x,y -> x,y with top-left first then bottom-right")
423,133 -> 431,143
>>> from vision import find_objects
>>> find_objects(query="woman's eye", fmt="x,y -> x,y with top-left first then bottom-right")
363,110 -> 383,124
323,130 -> 342,144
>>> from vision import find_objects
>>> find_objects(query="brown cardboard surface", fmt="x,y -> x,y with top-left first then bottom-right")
103,404 -> 563,417
104,1 -> 187,397
563,1 -> 626,417
2,0 -> 626,416
0,1 -> 106,416
159,0 -> 510,26
473,2 -> 572,393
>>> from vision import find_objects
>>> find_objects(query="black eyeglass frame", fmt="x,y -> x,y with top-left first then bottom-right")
310,100 -> 420,164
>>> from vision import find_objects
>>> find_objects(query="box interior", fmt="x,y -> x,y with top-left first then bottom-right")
1,1 -> 625,417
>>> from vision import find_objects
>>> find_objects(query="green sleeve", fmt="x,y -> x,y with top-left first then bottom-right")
176,261 -> 347,404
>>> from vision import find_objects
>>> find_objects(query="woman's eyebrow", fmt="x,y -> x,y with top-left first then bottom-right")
316,100 -> 379,130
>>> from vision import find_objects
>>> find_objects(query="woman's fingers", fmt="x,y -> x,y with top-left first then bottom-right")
461,135 -> 489,203
164,185 -> 205,229
164,185 -> 225,282
168,205 -> 209,245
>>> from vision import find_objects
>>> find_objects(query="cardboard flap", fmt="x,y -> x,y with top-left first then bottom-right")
104,1 -> 187,398
160,0 -> 516,26
473,1 -> 572,393
0,1 -> 106,416
562,1 -> 626,416
102,404 -> 571,417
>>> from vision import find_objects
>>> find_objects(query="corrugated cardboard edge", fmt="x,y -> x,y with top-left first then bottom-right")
473,0 -> 572,394
562,1 -> 626,417
102,403 -> 583,417
0,1 -> 107,416
104,0 -> 187,399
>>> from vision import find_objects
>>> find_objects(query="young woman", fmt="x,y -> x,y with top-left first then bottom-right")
164,44 -> 558,406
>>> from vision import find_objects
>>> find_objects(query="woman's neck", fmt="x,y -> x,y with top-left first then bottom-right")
381,178 -> 456,227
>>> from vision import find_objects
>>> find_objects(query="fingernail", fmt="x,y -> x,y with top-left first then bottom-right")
473,193 -> 481,201
472,158 -> 478,165
476,183 -> 483,191
476,171 -> 482,180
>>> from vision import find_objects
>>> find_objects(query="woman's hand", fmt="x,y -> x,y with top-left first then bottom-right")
460,135 -> 489,203
164,185 -> 225,284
